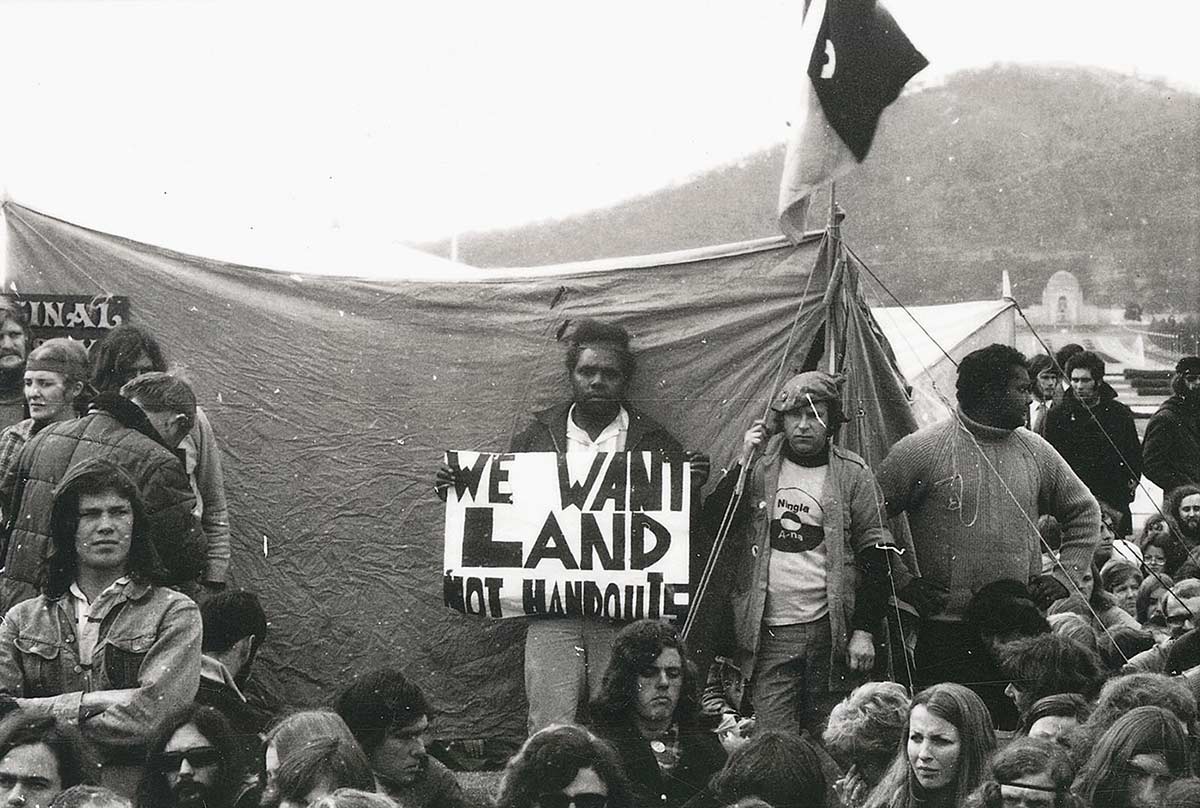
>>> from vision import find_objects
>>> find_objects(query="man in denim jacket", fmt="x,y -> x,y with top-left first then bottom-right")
0,457 -> 201,781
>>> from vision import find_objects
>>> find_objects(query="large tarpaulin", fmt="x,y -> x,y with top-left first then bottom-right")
2,202 -> 916,741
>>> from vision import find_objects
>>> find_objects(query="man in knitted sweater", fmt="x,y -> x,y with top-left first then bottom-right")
876,344 -> 1100,691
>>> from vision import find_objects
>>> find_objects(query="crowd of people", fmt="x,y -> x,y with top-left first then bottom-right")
0,299 -> 1197,808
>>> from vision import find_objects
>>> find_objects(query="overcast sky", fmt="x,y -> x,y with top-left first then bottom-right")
0,0 -> 1196,272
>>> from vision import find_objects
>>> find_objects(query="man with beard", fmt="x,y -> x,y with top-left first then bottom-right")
435,318 -> 710,732
877,344 -> 1100,691
136,705 -> 256,808
584,619 -> 724,808
1165,484 -> 1200,561
1044,350 -> 1142,536
336,668 -> 466,808
1144,356 -> 1200,494
0,298 -> 30,430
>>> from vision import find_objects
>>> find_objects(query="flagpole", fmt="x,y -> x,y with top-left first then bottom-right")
827,183 -> 841,375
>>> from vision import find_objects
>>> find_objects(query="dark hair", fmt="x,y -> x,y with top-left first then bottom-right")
710,730 -> 828,808
588,619 -> 701,729
1053,344 -> 1084,375
89,323 -> 167,394
1073,706 -> 1190,808
1166,483 -> 1200,536
335,667 -> 433,753
964,579 -> 1050,643
1028,354 -> 1057,379
0,709 -> 99,792
273,736 -> 375,805
201,590 -> 267,654
48,785 -> 131,808
563,319 -> 636,380
1037,515 -> 1062,553
864,683 -> 996,808
962,737 -> 1077,808
136,704 -> 242,808
1064,350 -> 1105,384
119,371 -> 196,426
997,633 -> 1105,708
495,725 -> 632,808
956,344 -> 1027,414
1074,672 -> 1198,760
1020,693 -> 1092,736
44,459 -> 165,597
1095,626 -> 1156,673
1164,778 -> 1200,808
1136,573 -> 1173,624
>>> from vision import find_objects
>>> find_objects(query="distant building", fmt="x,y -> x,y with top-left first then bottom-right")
1023,270 -> 1117,326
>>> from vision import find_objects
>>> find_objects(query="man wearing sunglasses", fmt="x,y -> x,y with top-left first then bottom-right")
1144,355 -> 1200,495
136,704 -> 255,808
0,458 -> 202,793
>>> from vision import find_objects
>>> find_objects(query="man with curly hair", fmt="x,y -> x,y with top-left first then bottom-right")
877,344 -> 1100,692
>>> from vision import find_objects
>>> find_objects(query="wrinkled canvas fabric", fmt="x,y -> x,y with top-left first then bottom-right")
4,202 -> 914,741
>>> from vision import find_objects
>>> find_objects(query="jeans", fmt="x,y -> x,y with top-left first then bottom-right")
525,618 -> 621,734
749,617 -> 835,737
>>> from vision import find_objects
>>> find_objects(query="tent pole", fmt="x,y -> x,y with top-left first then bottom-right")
826,183 -> 841,375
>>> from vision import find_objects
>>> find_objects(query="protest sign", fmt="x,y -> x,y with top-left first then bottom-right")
443,450 -> 691,622
17,294 -> 131,350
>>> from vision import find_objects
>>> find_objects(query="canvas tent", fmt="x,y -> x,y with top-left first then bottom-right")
871,300 -> 1017,426
2,201 -> 919,742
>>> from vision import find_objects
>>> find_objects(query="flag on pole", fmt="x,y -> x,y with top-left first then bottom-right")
778,0 -> 928,240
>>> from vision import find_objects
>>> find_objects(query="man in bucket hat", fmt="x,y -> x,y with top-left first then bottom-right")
702,370 -> 919,737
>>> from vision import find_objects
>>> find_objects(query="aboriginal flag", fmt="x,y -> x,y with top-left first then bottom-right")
778,0 -> 927,240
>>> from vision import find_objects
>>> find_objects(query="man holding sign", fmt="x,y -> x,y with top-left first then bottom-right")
437,319 -> 709,734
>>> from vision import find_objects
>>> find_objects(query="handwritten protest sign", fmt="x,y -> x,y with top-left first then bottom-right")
443,451 -> 691,622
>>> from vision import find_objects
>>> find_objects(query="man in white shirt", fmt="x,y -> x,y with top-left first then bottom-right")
437,318 -> 709,732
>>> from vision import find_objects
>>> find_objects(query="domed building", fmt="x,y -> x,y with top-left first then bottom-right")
1043,270 -> 1083,325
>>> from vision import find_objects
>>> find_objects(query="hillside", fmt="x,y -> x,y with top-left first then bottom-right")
422,65 -> 1200,310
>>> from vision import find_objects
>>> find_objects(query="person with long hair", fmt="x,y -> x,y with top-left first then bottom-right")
262,710 -> 365,806
1072,706 -> 1191,808
0,338 -> 90,487
862,683 -> 996,808
1069,673 -> 1197,768
0,459 -> 202,776
494,725 -> 632,808
135,704 -> 255,808
584,619 -> 724,808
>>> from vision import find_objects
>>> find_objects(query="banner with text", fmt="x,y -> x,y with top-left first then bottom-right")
443,450 -> 691,622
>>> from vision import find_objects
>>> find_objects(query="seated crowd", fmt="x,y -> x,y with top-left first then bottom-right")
0,306 -> 1198,807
